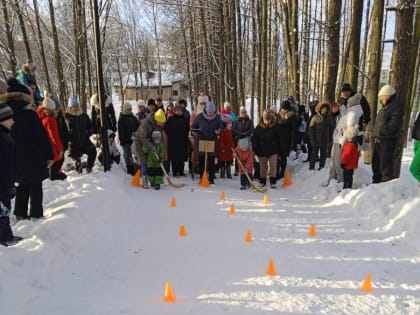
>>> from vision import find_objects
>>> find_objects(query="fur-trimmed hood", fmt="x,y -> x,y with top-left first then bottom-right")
0,92 -> 34,113
315,101 -> 330,115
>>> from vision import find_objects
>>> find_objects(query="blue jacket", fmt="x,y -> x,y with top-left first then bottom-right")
191,112 -> 223,157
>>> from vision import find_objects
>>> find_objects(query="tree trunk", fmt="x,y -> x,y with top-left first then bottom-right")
251,0 -> 257,120
360,0 -> 371,92
389,0 -> 416,178
323,0 -> 342,104
73,0 -> 80,100
80,0 -> 87,111
1,0 -> 17,76
14,0 -> 32,62
301,0 -> 311,106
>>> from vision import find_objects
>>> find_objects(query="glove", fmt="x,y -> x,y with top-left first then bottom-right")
9,186 -> 17,199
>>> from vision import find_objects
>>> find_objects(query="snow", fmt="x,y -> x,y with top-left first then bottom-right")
1,104 -> 419,314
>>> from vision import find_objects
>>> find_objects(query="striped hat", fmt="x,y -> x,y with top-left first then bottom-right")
0,103 -> 13,122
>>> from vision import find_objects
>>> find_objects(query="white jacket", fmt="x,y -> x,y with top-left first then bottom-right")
333,104 -> 363,145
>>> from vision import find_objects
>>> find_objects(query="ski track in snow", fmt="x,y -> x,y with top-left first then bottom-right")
0,153 -> 419,315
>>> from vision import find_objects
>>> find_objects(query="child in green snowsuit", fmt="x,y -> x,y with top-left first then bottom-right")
410,114 -> 420,182
143,131 -> 164,190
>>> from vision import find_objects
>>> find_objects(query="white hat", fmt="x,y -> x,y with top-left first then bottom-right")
42,90 -> 56,110
122,102 -> 132,111
223,101 -> 231,109
239,106 -> 246,113
378,84 -> 396,97
137,99 -> 146,107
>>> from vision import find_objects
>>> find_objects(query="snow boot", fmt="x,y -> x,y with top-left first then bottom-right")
226,163 -> 232,179
142,176 -> 149,189
269,177 -> 277,189
259,178 -> 267,187
220,164 -> 226,178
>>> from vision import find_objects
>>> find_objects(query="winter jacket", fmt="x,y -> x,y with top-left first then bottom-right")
220,109 -> 238,123
133,115 -> 164,158
412,114 -> 420,141
372,94 -> 405,141
136,110 -> 147,124
16,67 -> 43,105
277,111 -> 298,155
410,140 -> 420,182
164,114 -> 190,162
37,107 -> 63,162
143,141 -> 164,168
252,118 -> 281,157
65,108 -> 94,148
338,92 -> 371,125
118,112 -> 139,145
0,125 -> 14,210
91,101 -> 117,133
191,112 -> 224,157
232,116 -> 254,141
57,110 -> 69,151
0,92 -> 53,184
308,101 -> 330,147
341,140 -> 360,170
233,146 -> 254,175
218,128 -> 234,161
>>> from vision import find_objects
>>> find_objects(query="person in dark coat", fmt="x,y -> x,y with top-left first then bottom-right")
252,110 -> 281,188
296,105 -> 309,155
276,100 -> 298,179
191,101 -> 223,184
338,83 -> 371,129
232,106 -> 254,176
308,101 -> 330,170
1,78 -> 53,220
118,102 -> 139,175
16,63 -> 43,106
164,105 -> 190,177
372,84 -> 405,183
90,93 -> 117,133
177,99 -> 191,122
136,100 -> 147,124
65,96 -> 97,173
0,103 -> 23,246
51,94 -> 69,176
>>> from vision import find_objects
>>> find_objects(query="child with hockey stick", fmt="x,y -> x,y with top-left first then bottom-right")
142,131 -> 164,190
233,137 -> 254,190
0,104 -> 23,246
341,127 -> 360,189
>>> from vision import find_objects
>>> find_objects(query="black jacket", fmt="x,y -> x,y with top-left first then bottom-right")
118,113 -> 139,145
372,94 -> 404,141
0,92 -> 53,184
232,116 -> 254,141
65,108 -> 94,148
164,115 -> 190,162
0,125 -> 14,209
253,120 -> 281,157
91,104 -> 117,133
277,111 -> 298,155
57,111 -> 69,151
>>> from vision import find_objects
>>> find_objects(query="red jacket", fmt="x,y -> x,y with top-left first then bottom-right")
37,107 -> 63,162
233,146 -> 254,174
218,128 -> 234,161
341,141 -> 360,170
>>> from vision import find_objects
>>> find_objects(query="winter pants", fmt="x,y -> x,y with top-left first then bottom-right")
14,182 -> 43,219
240,174 -> 252,187
277,153 -> 288,179
343,169 -> 354,189
0,216 -> 13,242
259,154 -> 278,179
409,140 -> 420,182
171,161 -> 185,176
147,166 -> 163,186
199,155 -> 216,182
329,143 -> 344,182
372,140 -> 396,183
310,145 -> 327,170
121,144 -> 134,170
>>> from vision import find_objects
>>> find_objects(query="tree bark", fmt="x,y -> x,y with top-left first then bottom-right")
1,0 -> 17,76
13,0 -> 32,62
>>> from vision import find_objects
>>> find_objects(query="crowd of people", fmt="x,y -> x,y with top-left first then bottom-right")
0,62 -> 419,247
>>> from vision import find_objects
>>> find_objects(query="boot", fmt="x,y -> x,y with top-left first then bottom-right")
142,176 -> 149,189
259,177 -> 267,187
127,165 -> 134,175
226,162 -> 232,179
269,177 -> 277,189
220,162 -> 226,178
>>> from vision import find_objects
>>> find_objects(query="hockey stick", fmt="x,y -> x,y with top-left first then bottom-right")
153,152 -> 186,188
232,148 -> 267,193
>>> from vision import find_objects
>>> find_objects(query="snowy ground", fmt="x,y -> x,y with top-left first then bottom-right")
1,143 -> 419,314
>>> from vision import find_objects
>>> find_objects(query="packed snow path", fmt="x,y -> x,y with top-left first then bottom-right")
1,159 -> 419,315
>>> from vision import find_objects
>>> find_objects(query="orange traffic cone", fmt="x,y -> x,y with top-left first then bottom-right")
263,195 -> 270,205
179,224 -> 188,236
229,203 -> 235,215
170,197 -> 177,208
131,169 -> 141,187
360,273 -> 373,292
199,171 -> 210,187
220,191 -> 225,201
163,281 -> 176,302
244,229 -> 253,242
282,170 -> 292,187
266,259 -> 277,276
308,224 -> 316,237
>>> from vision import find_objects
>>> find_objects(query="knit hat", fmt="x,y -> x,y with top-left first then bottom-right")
238,138 -> 250,151
223,101 -> 231,109
0,80 -> 7,95
154,109 -> 166,124
206,101 -> 216,113
68,96 -> 80,108
7,78 -> 31,95
270,105 -> 277,113
42,91 -> 56,111
0,103 -> 13,122
197,93 -> 209,104
287,96 -> 295,104
122,102 -> 132,112
147,98 -> 156,106
347,93 -> 362,107
341,83 -> 353,92
137,99 -> 146,107
151,130 -> 162,142
239,106 -> 246,113
378,84 -> 396,97
280,100 -> 291,111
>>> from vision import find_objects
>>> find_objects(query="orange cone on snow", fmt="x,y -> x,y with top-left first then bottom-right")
179,224 -> 188,236
170,197 -> 177,208
263,195 -> 270,205
163,281 -> 176,302
131,169 -> 141,187
244,229 -> 253,242
266,259 -> 277,276
220,191 -> 226,201
308,224 -> 317,237
360,273 -> 373,292
229,203 -> 235,215
282,170 -> 292,187
199,171 -> 209,187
